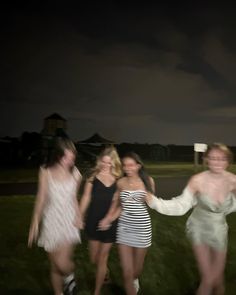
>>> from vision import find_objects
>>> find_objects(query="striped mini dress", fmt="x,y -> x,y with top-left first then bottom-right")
38,168 -> 81,252
116,190 -> 152,248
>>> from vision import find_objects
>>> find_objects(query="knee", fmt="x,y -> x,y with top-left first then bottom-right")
50,260 -> 64,275
201,276 -> 214,289
212,273 -> 224,287
98,252 -> 109,265
134,265 -> 143,278
90,253 -> 98,264
123,268 -> 134,282
53,258 -> 74,275
50,261 -> 59,273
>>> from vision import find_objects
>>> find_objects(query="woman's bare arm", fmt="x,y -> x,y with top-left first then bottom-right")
146,175 -> 198,216
28,167 -> 48,247
73,168 -> 83,228
98,180 -> 122,230
79,178 -> 93,221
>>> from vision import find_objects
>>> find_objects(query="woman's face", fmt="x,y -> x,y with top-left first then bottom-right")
60,149 -> 75,168
100,155 -> 112,172
206,149 -> 229,174
122,157 -> 140,177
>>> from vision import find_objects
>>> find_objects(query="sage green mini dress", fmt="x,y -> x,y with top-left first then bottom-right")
186,193 -> 236,251
148,188 -> 236,251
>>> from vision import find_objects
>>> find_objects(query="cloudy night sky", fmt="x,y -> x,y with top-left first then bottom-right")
1,3 -> 236,145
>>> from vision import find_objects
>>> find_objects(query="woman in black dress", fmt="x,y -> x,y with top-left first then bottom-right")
80,147 -> 122,295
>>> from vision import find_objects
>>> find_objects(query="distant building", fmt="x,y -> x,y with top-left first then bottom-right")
76,133 -> 115,165
41,113 -> 67,137
78,133 -> 114,145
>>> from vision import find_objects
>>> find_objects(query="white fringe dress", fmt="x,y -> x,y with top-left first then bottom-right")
38,168 -> 81,252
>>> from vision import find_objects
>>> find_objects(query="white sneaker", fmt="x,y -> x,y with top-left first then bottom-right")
63,273 -> 77,295
133,278 -> 140,292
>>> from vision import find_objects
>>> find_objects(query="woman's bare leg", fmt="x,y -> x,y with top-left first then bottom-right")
193,244 -> 214,295
94,242 -> 113,295
89,240 -> 101,264
211,249 -> 226,295
118,244 -> 136,295
48,244 -> 75,295
133,247 -> 148,279
48,256 -> 63,295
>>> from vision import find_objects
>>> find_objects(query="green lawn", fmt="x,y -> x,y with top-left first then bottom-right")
1,195 -> 236,294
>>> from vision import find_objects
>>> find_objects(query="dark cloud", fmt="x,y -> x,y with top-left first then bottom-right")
1,5 -> 236,144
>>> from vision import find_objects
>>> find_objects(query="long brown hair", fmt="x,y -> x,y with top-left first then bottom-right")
45,138 -> 77,171
122,152 -> 154,193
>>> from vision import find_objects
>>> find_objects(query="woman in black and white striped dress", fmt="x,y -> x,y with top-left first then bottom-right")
117,189 -> 152,248
99,152 -> 155,295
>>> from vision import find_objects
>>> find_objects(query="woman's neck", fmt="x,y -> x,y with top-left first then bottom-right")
207,169 -> 225,179
126,175 -> 141,181
55,163 -> 70,173
99,170 -> 111,176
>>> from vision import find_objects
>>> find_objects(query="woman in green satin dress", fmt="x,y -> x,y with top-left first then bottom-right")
147,143 -> 236,295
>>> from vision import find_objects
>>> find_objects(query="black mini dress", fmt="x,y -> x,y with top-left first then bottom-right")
85,177 -> 117,243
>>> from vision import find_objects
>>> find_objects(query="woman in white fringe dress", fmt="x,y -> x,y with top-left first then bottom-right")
28,138 -> 82,295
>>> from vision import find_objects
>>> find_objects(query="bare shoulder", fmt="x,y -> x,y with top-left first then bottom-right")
37,166 -> 49,191
86,175 -> 95,185
188,172 -> 205,191
225,171 -> 236,183
149,176 -> 156,192
149,176 -> 155,184
189,173 -> 201,184
39,165 -> 44,171
39,166 -> 47,179
73,166 -> 82,181
116,177 -> 126,190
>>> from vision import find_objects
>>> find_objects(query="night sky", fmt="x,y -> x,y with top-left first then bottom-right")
1,3 -> 236,145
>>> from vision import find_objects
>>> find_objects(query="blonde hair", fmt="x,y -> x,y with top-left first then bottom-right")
204,142 -> 233,164
93,146 -> 122,178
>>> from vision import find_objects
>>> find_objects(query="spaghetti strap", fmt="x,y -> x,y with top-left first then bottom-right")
72,166 -> 82,181
46,168 -> 53,184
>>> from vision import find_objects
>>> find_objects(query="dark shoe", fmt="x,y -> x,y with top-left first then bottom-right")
104,268 -> 111,284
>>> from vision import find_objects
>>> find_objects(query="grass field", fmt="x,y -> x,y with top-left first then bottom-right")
1,195 -> 236,294
1,164 -> 236,294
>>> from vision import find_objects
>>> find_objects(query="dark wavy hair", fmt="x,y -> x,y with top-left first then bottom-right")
44,137 -> 77,171
122,152 -> 154,193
